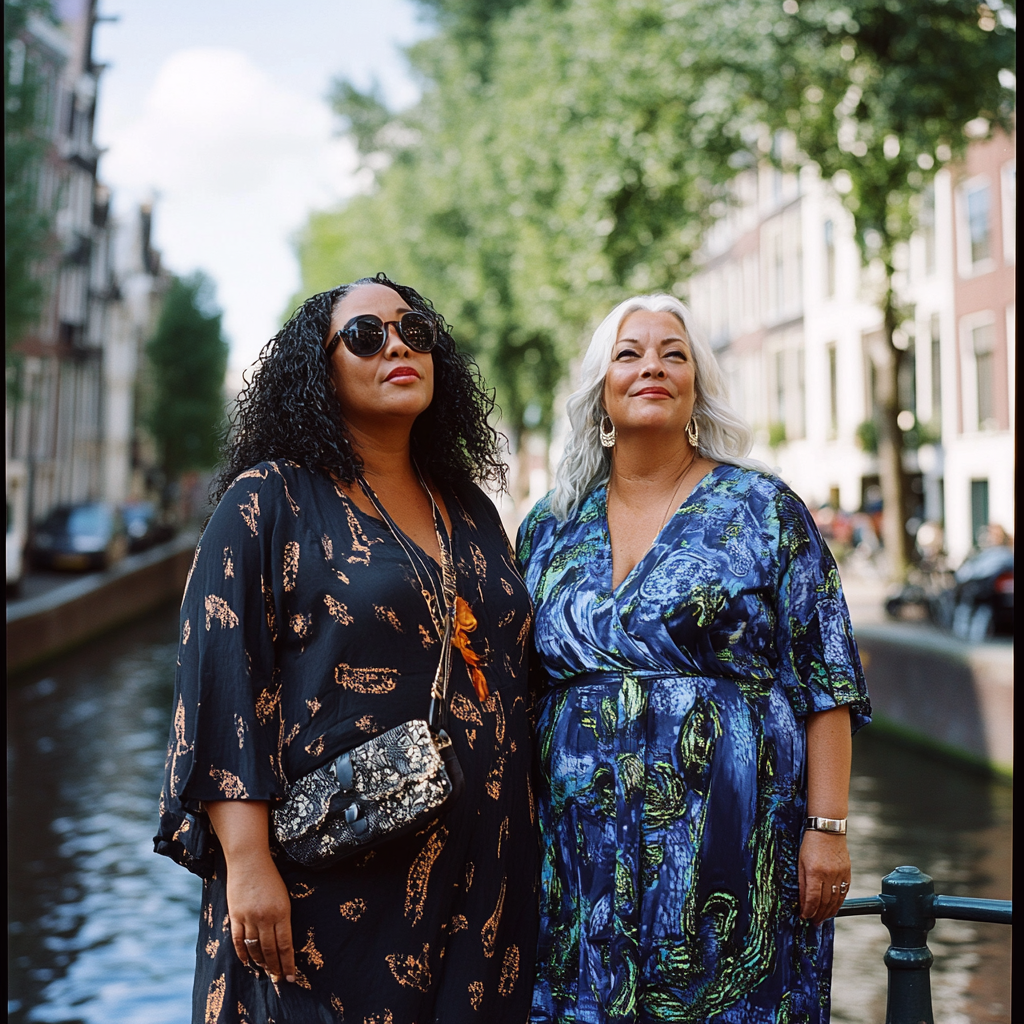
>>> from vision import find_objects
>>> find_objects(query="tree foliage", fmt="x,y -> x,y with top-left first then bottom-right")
298,0 -> 748,447
146,272 -> 229,481
5,0 -> 58,371
297,0 -> 1015,543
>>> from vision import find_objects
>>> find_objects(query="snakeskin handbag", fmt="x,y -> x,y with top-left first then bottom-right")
270,474 -> 465,870
271,711 -> 464,869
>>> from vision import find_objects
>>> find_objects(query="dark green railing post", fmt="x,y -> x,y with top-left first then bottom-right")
879,866 -> 936,1024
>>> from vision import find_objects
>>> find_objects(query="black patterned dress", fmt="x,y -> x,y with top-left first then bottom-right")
154,461 -> 539,1024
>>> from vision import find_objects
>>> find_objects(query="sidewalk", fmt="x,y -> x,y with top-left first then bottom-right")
7,531 -> 198,674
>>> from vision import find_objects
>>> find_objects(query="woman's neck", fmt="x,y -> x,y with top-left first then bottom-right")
347,421 -> 418,485
608,432 -> 696,504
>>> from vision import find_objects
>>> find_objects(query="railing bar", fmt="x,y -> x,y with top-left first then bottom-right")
837,896 -> 886,917
836,894 -> 1012,923
933,896 -> 1012,925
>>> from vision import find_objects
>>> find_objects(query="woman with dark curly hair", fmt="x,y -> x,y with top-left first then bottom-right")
154,275 -> 539,1023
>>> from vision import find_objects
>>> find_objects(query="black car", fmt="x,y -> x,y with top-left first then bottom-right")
29,502 -> 129,571
121,501 -> 175,553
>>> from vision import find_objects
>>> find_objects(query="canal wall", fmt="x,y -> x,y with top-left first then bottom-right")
6,532 -> 197,675
854,623 -> 1013,778
6,535 -> 1012,776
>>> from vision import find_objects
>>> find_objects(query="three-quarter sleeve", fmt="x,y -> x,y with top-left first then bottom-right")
154,467 -> 287,875
773,488 -> 871,734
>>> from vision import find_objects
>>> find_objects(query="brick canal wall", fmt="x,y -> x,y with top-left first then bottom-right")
854,623 -> 1013,777
6,532 -> 197,675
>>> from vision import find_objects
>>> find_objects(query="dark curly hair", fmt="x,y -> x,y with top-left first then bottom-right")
212,273 -> 507,504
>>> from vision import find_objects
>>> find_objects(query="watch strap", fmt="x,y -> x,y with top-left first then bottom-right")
805,816 -> 847,834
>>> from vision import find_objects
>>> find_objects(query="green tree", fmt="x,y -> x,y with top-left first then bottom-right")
5,0 -> 58,381
146,272 -> 229,484
299,0 -> 744,498
736,0 -> 1015,577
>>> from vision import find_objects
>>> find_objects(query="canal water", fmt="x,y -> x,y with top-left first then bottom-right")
8,605 -> 1012,1023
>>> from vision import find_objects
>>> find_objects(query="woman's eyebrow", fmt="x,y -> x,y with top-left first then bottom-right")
614,334 -> 689,345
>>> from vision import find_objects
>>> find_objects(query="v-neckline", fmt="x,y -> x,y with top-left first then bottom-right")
338,480 -> 452,576
600,462 -> 728,598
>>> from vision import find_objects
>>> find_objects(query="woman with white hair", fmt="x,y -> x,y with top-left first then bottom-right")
517,294 -> 870,1023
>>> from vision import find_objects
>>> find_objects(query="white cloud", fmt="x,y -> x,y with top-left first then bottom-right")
102,47 -> 360,369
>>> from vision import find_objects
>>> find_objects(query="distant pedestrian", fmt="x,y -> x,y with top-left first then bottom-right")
155,274 -> 539,1023
517,294 -> 871,1023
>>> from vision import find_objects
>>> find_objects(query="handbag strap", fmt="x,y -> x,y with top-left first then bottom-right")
355,472 -> 456,730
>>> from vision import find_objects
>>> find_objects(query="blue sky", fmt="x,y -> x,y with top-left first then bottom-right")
91,0 -> 429,372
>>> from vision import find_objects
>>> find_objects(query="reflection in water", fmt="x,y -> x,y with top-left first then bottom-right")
834,730 -> 1012,1024
7,606 -> 1012,1023
8,609 -> 200,1024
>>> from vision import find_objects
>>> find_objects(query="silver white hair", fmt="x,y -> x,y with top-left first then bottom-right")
550,292 -> 768,520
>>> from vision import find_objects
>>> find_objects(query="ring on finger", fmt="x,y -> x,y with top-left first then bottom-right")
831,884 -> 838,894
243,938 -> 265,965
840,881 -> 849,893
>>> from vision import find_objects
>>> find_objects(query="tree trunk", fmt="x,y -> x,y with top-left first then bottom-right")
513,426 -> 531,519
874,271 -> 912,582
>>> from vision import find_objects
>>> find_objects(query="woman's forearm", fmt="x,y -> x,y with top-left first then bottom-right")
206,800 -> 273,865
805,705 -> 851,819
799,705 -> 852,924
205,800 -> 295,981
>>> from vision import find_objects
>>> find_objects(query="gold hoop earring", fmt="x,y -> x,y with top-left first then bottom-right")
600,415 -> 617,448
685,417 -> 699,448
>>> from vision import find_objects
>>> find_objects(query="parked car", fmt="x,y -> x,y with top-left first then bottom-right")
7,499 -> 26,595
29,502 -> 129,571
121,501 -> 176,553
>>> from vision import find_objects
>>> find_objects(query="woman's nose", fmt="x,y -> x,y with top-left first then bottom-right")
640,356 -> 666,378
383,322 -> 408,355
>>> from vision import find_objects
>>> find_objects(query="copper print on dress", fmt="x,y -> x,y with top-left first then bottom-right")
154,461 -> 539,1024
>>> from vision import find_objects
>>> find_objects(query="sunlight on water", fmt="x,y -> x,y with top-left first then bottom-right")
7,607 -> 1012,1023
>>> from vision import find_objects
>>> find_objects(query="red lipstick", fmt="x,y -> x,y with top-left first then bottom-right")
384,366 -> 420,382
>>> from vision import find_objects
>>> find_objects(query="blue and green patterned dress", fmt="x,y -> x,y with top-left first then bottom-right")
516,465 -> 870,1024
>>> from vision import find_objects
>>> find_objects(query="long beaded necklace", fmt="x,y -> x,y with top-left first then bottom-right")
355,470 -> 456,703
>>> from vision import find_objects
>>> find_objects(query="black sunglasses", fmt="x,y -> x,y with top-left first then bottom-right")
325,311 -> 437,359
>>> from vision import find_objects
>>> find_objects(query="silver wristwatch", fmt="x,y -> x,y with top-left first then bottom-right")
805,816 -> 847,835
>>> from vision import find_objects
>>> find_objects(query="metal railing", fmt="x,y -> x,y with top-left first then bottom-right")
836,865 -> 1012,1024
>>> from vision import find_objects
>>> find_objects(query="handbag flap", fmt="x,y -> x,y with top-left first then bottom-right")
350,719 -> 444,800
271,720 -> 444,842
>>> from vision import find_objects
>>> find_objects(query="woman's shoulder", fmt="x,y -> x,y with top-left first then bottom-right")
449,479 -> 506,530
515,490 -> 565,561
207,460 -> 322,536
219,460 -> 327,502
712,463 -> 804,508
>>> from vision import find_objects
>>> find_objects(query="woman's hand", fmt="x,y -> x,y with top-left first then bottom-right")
798,830 -> 851,925
224,849 -> 296,982
205,800 -> 295,983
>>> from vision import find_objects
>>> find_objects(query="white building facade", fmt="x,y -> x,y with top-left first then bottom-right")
6,2 -> 167,556
687,133 -> 1015,565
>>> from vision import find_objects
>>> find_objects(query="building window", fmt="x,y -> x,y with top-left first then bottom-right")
898,324 -> 917,417
795,346 -> 806,439
827,342 -> 838,439
972,322 -> 996,429
970,479 -> 989,548
966,182 -> 992,265
920,185 -> 936,278
824,219 -> 836,297
774,349 -> 786,428
930,313 -> 942,427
